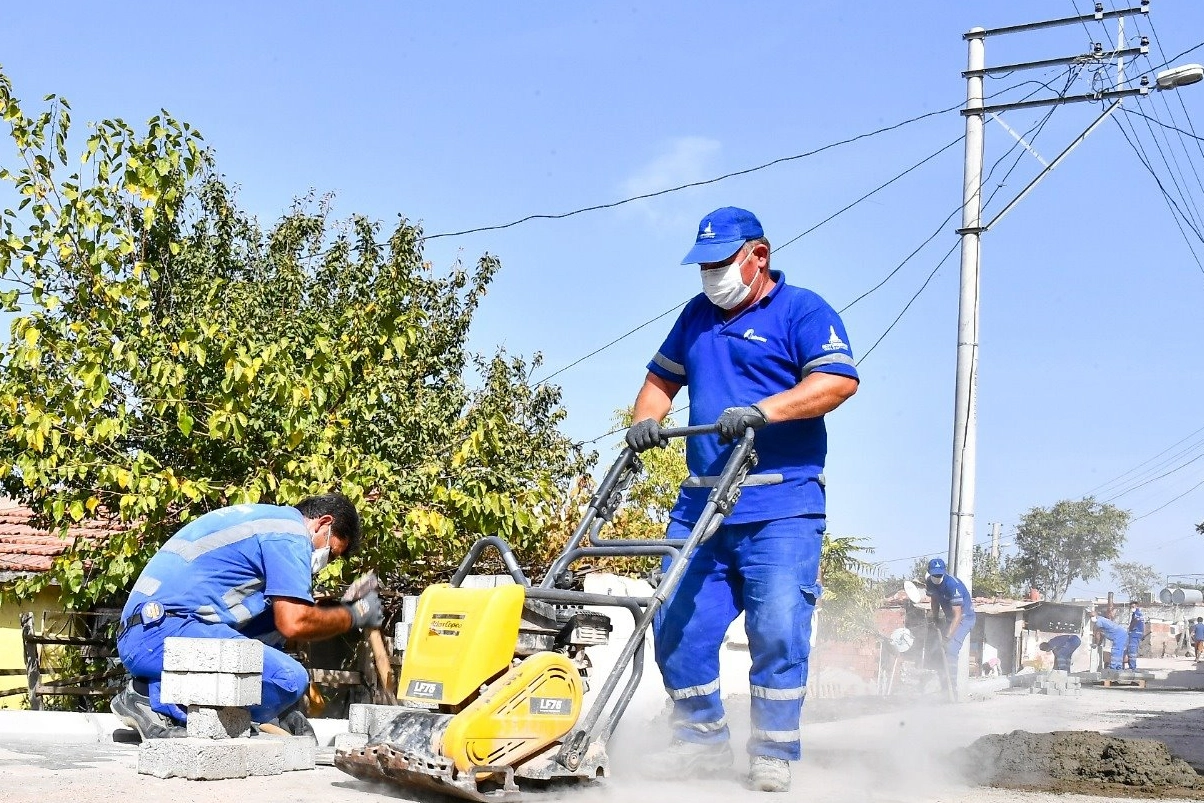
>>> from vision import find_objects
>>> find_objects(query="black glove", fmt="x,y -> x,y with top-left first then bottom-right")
625,418 -> 667,452
716,404 -> 769,443
344,590 -> 384,630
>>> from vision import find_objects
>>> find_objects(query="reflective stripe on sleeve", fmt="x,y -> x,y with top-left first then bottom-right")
801,353 -> 855,375
652,353 -> 686,379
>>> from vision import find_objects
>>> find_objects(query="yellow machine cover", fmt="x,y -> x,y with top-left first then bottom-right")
398,583 -> 525,706
442,651 -> 583,773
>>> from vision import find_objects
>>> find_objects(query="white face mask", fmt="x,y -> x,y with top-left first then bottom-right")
311,527 -> 332,575
700,249 -> 753,310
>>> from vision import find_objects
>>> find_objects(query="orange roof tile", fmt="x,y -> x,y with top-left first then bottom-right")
0,500 -> 124,575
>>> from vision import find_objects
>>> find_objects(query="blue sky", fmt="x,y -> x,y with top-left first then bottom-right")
4,2 -> 1204,600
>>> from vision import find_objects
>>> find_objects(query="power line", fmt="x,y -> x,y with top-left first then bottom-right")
1132,477 -> 1204,521
854,240 -> 959,367
423,104 -> 966,241
1124,108 -> 1204,143
1111,114 -> 1204,273
1081,423 -> 1204,498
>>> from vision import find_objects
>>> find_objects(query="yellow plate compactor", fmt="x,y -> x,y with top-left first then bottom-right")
334,423 -> 759,801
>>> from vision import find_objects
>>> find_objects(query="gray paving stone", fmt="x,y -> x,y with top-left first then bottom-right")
161,671 -> 261,706
262,733 -> 317,771
138,737 -> 283,779
348,703 -> 407,736
186,705 -> 252,739
333,732 -> 370,751
163,637 -> 264,673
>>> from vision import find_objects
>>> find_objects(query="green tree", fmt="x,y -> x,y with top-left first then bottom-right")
1109,560 -> 1160,602
817,534 -> 880,640
0,70 -> 589,608
1009,498 -> 1130,601
972,544 -> 1020,598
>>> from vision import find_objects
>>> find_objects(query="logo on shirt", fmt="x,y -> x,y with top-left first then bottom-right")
699,222 -> 715,239
742,328 -> 767,343
821,326 -> 848,352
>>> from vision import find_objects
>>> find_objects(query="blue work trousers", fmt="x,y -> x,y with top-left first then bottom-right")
117,616 -> 308,724
1052,647 -> 1076,671
653,515 -> 823,762
1125,632 -> 1143,669
1107,637 -> 1126,670
941,614 -> 976,687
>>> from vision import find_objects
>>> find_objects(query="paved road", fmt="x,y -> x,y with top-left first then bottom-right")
3,657 -> 1204,803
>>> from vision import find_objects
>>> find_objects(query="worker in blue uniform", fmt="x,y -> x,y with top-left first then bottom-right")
1125,605 -> 1145,669
924,558 -> 976,691
1090,614 -> 1130,670
624,207 -> 858,793
111,493 -> 382,740
1039,634 -> 1082,671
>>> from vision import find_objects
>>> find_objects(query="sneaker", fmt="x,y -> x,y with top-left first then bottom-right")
644,739 -> 734,780
747,756 -> 791,792
110,683 -> 185,741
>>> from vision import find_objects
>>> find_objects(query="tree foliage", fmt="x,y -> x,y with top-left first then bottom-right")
817,535 -> 880,641
1009,498 -> 1130,601
1109,560 -> 1160,602
0,70 -> 589,608
972,544 -> 1022,598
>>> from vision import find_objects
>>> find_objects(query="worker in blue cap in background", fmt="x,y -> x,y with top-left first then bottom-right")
924,557 -> 975,692
1039,634 -> 1082,671
1090,614 -> 1130,670
1125,604 -> 1145,669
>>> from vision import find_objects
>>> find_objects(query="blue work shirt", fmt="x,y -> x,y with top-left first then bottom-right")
1129,608 -> 1145,637
1094,615 -> 1128,644
647,271 -> 858,524
925,573 -> 975,620
1193,622 -> 1204,642
121,504 -> 314,633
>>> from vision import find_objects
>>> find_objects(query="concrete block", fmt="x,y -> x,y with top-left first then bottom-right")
243,737 -> 286,776
262,733 -> 317,771
186,705 -> 252,739
161,671 -> 261,707
163,637 -> 264,673
348,703 -> 406,737
138,736 -> 282,779
334,732 -> 370,751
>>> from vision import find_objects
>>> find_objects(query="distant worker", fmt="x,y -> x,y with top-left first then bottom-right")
1039,634 -> 1082,671
1125,605 -> 1145,670
925,558 -> 976,691
1193,617 -> 1204,660
1090,614 -> 1129,671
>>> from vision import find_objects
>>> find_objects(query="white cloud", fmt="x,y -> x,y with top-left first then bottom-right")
619,136 -> 721,225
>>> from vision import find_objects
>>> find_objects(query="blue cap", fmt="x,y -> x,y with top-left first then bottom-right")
681,207 -> 764,265
927,557 -> 947,577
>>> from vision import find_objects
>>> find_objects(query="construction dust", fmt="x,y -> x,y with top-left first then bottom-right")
958,729 -> 1204,799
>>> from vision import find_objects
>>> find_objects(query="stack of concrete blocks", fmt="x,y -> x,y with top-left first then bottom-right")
137,637 -> 315,779
333,703 -> 408,752
1101,668 -> 1155,684
1029,669 -> 1082,696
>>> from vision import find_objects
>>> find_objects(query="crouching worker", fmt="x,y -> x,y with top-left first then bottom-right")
1039,634 -> 1081,671
112,493 -> 382,740
1089,614 -> 1129,671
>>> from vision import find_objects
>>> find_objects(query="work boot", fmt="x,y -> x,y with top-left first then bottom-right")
277,705 -> 318,742
644,739 -> 734,780
747,755 -> 791,792
109,682 -> 186,741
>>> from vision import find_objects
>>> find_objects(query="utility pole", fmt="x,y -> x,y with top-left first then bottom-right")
949,2 -> 1160,699
990,522 -> 1002,562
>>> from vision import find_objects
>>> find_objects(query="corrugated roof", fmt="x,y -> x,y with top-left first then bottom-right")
0,499 -> 124,574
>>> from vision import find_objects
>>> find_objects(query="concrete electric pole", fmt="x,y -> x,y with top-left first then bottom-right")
948,0 -> 1201,696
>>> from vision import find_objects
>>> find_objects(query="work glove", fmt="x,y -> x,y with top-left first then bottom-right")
716,404 -> 769,444
344,590 -> 384,630
625,418 -> 667,452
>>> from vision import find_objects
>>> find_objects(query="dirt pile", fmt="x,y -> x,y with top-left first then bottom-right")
958,729 -> 1204,798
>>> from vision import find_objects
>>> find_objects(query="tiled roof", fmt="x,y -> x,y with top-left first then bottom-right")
0,500 -> 124,574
